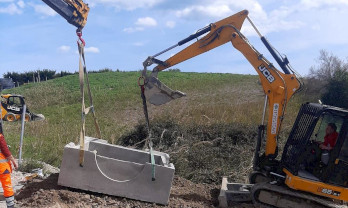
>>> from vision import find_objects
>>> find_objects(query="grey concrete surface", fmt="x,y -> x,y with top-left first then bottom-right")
58,137 -> 175,205
218,177 -> 252,207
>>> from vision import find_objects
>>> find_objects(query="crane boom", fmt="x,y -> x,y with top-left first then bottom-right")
41,0 -> 89,29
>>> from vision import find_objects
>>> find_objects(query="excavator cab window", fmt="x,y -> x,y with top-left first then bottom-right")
312,113 -> 344,144
339,131 -> 348,162
325,120 -> 348,187
292,112 -> 347,185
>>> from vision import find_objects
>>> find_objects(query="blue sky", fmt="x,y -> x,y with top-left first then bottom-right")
1,0 -> 348,76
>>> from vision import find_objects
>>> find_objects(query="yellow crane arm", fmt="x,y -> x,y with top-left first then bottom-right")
143,10 -> 301,157
41,0 -> 89,29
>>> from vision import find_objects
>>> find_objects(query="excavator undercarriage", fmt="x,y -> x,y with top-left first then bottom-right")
251,182 -> 345,208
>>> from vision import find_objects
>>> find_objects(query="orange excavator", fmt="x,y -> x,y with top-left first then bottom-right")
142,10 -> 348,207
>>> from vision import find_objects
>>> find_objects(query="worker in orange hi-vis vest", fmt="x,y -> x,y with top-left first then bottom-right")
0,124 -> 18,208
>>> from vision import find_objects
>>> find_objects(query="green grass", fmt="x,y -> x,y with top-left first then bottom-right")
2,71 -> 308,182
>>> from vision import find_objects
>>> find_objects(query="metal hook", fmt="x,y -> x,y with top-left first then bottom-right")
76,29 -> 86,46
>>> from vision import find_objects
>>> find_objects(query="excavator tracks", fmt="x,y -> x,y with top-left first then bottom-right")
251,182 -> 346,208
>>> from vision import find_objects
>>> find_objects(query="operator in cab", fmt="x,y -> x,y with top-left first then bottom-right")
319,123 -> 338,150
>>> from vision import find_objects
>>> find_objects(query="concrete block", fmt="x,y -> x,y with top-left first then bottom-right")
58,137 -> 175,205
218,177 -> 252,207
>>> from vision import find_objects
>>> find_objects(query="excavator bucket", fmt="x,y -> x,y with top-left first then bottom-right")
30,113 -> 45,121
144,72 -> 186,106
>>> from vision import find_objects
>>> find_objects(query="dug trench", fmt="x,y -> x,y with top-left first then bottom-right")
15,119 -> 263,207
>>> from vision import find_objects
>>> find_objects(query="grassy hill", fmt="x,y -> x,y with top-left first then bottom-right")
2,71 -> 306,183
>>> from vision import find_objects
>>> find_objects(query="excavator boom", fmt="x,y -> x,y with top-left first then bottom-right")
41,0 -> 89,29
142,10 -> 301,157
147,10 -> 249,72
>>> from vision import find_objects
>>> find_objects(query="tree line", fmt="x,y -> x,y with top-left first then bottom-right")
2,68 -> 115,85
3,70 -> 74,85
305,50 -> 348,108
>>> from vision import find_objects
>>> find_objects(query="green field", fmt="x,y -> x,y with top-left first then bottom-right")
2,71 -> 308,183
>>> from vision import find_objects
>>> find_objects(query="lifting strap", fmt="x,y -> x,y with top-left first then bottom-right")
77,30 -> 102,166
138,76 -> 156,181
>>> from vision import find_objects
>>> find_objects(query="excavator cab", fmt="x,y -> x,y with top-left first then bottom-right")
281,103 -> 348,200
311,114 -> 343,145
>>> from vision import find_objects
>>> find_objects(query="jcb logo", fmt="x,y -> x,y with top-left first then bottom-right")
7,105 -> 20,112
258,64 -> 275,83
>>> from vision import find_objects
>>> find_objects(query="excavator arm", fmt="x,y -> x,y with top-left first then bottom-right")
142,10 -> 301,157
41,0 -> 89,29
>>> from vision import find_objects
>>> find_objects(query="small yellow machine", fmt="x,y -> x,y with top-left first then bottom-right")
1,94 -> 44,122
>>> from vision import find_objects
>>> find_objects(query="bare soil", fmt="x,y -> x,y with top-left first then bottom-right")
15,173 -> 254,208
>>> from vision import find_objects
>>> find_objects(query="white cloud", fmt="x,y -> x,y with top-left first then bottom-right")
135,17 -> 157,27
123,17 -> 157,33
299,0 -> 348,10
175,0 -> 266,19
132,42 -> 145,46
176,4 -> 232,19
30,3 -> 56,16
85,0 -> 163,11
123,27 -> 144,33
58,45 -> 71,53
17,0 -> 24,8
173,0 -> 305,36
0,3 -> 22,14
85,47 -> 100,53
311,24 -> 321,31
166,21 -> 176,28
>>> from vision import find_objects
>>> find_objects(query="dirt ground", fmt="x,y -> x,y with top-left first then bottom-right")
14,173 -> 254,208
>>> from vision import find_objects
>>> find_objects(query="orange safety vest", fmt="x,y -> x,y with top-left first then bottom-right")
0,152 -> 14,200
0,153 -> 11,174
